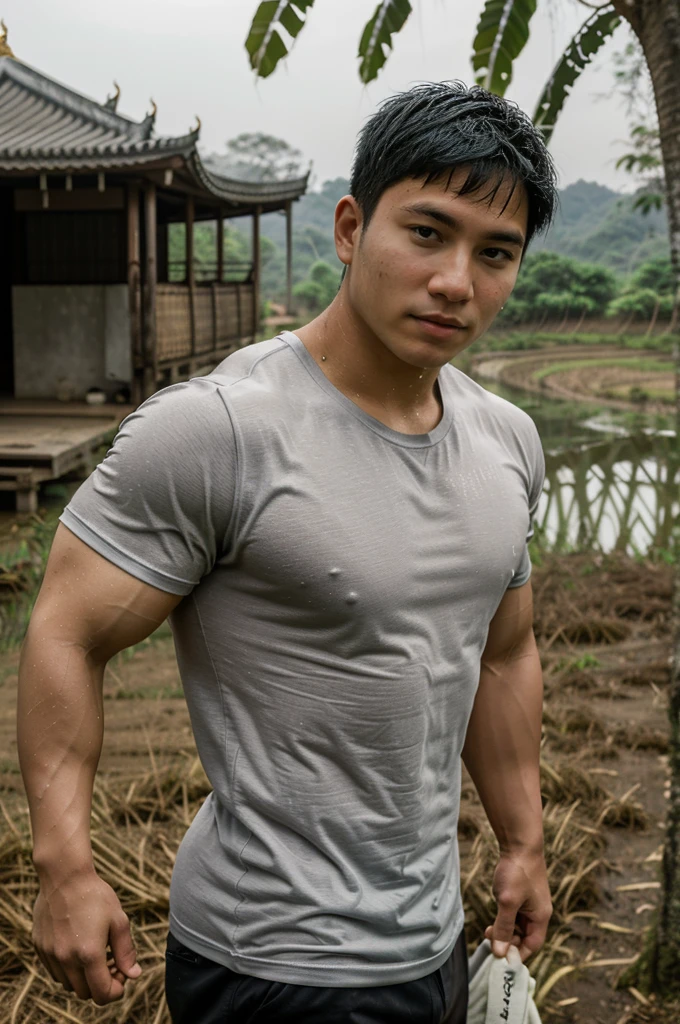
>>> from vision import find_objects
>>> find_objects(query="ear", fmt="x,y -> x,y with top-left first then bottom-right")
334,195 -> 362,267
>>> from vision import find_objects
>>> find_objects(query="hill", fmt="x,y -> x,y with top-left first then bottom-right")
530,179 -> 668,273
259,178 -> 669,286
174,177 -> 670,307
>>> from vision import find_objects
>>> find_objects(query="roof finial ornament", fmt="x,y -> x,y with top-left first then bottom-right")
191,115 -> 201,136
148,98 -> 158,121
104,80 -> 121,111
0,19 -> 15,58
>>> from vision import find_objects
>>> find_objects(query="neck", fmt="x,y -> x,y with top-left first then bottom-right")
294,289 -> 443,434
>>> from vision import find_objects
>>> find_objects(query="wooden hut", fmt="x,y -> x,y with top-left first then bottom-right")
0,25 -> 308,406
0,25 -> 308,511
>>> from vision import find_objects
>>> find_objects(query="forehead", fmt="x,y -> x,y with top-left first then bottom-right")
378,168 -> 529,234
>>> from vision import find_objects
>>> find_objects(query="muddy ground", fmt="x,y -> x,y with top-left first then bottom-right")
0,552 -> 677,1023
471,348 -> 674,414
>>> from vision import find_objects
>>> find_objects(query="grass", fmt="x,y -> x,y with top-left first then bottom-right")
553,654 -> 602,674
532,357 -> 674,382
0,515 -> 59,651
479,330 -> 674,354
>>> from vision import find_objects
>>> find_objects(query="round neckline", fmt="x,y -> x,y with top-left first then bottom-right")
280,331 -> 453,450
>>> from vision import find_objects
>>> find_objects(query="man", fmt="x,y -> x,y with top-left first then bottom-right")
18,81 -> 556,1023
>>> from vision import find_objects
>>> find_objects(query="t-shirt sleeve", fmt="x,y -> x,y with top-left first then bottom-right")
507,418 -> 545,590
59,380 -> 237,595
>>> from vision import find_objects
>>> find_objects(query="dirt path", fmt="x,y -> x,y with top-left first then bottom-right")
0,553 -> 676,1023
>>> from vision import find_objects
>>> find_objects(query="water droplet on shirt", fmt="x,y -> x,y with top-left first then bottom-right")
345,591 -> 358,605
329,568 -> 341,577
299,581 -> 306,588
432,896 -> 439,909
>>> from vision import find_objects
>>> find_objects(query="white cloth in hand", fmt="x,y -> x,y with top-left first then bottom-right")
467,940 -> 542,1024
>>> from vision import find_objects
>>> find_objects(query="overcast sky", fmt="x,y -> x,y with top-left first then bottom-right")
6,0 -> 639,193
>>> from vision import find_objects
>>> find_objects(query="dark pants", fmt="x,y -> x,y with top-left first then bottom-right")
165,930 -> 468,1024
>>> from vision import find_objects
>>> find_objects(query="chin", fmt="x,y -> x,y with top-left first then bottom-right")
396,337 -> 472,368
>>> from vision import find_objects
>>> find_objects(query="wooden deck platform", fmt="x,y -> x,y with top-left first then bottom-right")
0,400 -> 133,513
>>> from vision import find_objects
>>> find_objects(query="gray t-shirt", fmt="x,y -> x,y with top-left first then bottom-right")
61,331 -> 544,987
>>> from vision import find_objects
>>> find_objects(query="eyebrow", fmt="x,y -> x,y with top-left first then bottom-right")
401,203 -> 526,249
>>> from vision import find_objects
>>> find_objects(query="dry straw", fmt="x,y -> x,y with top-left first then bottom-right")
0,551 -> 675,1022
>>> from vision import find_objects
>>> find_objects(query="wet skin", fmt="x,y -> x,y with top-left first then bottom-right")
296,168 -> 528,434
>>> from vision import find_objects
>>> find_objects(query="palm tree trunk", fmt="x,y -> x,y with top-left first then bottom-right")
613,0 -> 680,996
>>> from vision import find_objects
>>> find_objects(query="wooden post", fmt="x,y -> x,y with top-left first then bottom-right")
186,195 -> 196,355
211,283 -> 218,353
236,282 -> 242,341
127,184 -> 142,405
252,204 -> 261,342
216,210 -> 224,283
285,199 -> 293,315
143,183 -> 157,398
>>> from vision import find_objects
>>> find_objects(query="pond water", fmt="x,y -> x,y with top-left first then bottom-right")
472,374 -> 679,558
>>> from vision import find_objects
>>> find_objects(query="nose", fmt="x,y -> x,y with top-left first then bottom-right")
427,250 -> 474,304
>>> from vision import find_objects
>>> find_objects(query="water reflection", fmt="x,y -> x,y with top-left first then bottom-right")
539,435 -> 678,556
469,372 -> 678,556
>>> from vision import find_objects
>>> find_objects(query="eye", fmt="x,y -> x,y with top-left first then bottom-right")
483,247 -> 515,262
411,225 -> 440,242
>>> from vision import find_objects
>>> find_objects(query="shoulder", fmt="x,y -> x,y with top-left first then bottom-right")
117,336 -> 291,439
115,377 -> 232,454
202,335 -> 293,392
200,335 -> 322,434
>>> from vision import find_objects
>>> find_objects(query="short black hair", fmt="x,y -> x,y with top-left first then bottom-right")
350,81 -> 558,250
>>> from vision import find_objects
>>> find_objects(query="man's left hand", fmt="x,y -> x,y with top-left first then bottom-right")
483,851 -> 552,963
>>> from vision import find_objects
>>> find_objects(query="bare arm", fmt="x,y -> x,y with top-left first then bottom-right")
462,580 -> 552,961
17,523 -> 182,1004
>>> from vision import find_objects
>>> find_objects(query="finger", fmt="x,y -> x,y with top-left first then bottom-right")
491,899 -> 519,957
34,946 -> 53,979
83,957 -> 126,1006
62,964 -> 92,1002
485,925 -> 522,953
517,919 -> 549,963
109,915 -> 142,980
43,953 -> 76,995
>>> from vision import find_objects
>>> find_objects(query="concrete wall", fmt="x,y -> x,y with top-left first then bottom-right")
12,285 -> 131,400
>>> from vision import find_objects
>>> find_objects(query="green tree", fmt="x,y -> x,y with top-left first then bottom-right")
245,0 -> 680,999
630,255 -> 675,294
502,252 -> 617,323
293,259 -> 342,313
206,132 -> 305,182
606,256 -> 675,326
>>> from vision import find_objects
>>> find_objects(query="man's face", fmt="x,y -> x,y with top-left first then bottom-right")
342,169 -> 528,368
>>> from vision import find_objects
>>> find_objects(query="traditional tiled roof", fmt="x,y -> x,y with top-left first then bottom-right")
0,56 -> 309,206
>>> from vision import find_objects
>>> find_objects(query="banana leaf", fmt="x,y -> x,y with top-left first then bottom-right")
358,0 -> 412,83
533,5 -> 621,144
246,0 -> 316,79
472,0 -> 538,95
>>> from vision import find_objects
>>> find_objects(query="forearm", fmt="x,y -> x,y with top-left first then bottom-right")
462,635 -> 544,856
17,618 -> 105,884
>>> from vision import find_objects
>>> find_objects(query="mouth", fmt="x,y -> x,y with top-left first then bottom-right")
410,314 -> 467,339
